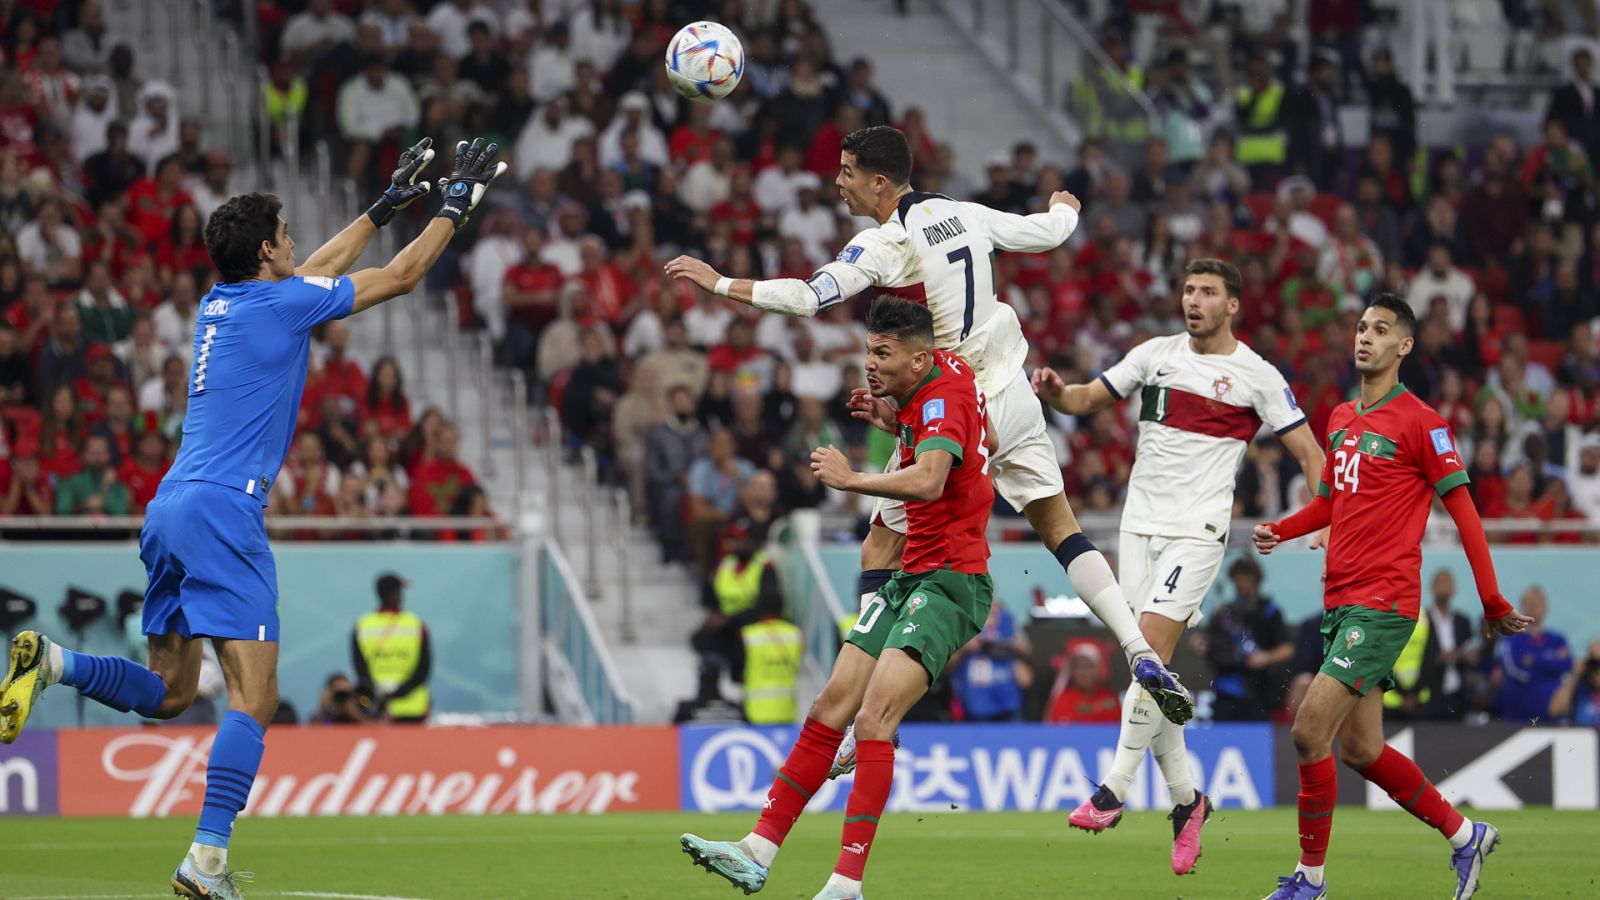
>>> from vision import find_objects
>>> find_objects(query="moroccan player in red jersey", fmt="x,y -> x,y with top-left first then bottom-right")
680,298 -> 995,900
1252,295 -> 1533,900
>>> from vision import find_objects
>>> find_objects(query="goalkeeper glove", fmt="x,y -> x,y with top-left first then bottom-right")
365,136 -> 436,227
435,137 -> 509,228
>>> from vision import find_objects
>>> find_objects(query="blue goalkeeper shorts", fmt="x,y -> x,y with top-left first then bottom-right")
139,480 -> 280,642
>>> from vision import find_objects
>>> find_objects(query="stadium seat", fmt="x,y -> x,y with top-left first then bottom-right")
1243,192 -> 1275,225
1528,339 -> 1565,371
1493,304 -> 1526,334
1309,193 -> 1342,227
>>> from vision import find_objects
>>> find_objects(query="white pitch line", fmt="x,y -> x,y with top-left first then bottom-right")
279,893 -> 436,900
9,893 -> 433,900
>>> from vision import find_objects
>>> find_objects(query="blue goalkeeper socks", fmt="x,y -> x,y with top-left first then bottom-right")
59,649 -> 167,717
195,710 -> 266,848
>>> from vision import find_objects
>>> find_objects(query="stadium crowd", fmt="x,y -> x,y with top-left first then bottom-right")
1,2 -> 1599,724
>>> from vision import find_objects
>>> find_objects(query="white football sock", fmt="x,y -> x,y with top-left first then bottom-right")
825,872 -> 864,894
1295,863 -> 1325,886
1447,819 -> 1474,850
1064,551 -> 1154,662
189,842 -> 227,876
1153,716 -> 1197,807
1103,684 -> 1158,803
47,641 -> 65,685
742,833 -> 779,867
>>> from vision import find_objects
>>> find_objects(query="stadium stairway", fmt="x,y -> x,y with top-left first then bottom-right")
809,0 -> 1075,183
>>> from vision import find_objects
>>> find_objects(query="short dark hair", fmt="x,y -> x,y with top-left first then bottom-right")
866,296 -> 934,346
205,192 -> 282,283
841,125 -> 912,186
1184,258 -> 1242,299
1367,292 -> 1417,335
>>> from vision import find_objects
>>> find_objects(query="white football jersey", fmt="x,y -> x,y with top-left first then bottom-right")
803,193 -> 1079,395
1100,333 -> 1308,541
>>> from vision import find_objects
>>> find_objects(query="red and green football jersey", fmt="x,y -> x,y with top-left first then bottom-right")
894,349 -> 993,575
1315,385 -> 1470,620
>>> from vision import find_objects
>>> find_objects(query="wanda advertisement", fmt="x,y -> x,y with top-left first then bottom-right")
8,726 -> 678,818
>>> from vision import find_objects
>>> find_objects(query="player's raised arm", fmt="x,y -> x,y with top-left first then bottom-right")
297,137 -> 437,278
1031,366 -> 1119,416
1277,422 -> 1330,548
811,444 -> 954,503
348,137 -> 507,314
663,248 -> 879,318
959,190 -> 1082,253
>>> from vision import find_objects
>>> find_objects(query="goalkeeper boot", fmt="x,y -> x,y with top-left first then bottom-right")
828,724 -> 900,780
172,853 -> 253,900
0,631 -> 53,744
1134,655 -> 1194,725
1068,783 -> 1124,833
680,834 -> 769,894
1450,821 -> 1500,900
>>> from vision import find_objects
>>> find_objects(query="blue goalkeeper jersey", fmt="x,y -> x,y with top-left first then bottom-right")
162,274 -> 356,506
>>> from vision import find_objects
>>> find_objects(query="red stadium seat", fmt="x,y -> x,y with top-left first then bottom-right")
1493,304 -> 1526,334
1243,192 -> 1275,225
1309,193 -> 1342,227
1528,340 -> 1565,371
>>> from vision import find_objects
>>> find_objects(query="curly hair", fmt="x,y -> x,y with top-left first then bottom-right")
204,192 -> 282,283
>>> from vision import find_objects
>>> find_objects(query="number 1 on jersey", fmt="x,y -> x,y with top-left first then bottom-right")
947,246 -> 975,340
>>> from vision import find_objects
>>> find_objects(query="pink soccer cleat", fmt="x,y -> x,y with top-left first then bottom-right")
1169,792 -> 1212,875
1068,784 -> 1124,833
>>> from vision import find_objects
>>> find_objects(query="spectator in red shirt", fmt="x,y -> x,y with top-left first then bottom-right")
154,204 -> 209,285
707,316 -> 769,381
37,382 -> 83,482
709,166 -> 761,248
124,154 -> 193,244
1046,643 -> 1122,724
1481,464 -> 1548,544
364,355 -> 412,443
667,101 -> 719,167
311,319 -> 368,415
409,422 -> 476,516
441,483 -> 504,542
577,235 -> 639,324
117,428 -> 170,514
80,196 -> 143,278
272,431 -> 340,517
88,383 -> 135,464
73,342 -> 124,424
5,275 -> 54,355
503,227 -> 564,371
0,438 -> 52,516
805,103 -> 861,178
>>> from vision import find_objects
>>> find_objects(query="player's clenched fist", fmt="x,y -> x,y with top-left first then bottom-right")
810,445 -> 856,491
1049,190 -> 1082,212
847,388 -> 897,434
1252,523 -> 1281,554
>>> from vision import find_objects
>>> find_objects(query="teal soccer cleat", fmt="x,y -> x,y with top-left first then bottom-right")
171,853 -> 253,900
680,833 -> 769,894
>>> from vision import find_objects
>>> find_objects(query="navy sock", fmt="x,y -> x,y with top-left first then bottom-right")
856,569 -> 894,602
1053,533 -> 1097,570
196,710 -> 266,848
59,649 -> 167,717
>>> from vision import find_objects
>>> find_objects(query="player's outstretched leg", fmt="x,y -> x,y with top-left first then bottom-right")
1349,743 -> 1496,899
1045,526 -> 1192,724
1,631 -> 168,742
682,716 -> 848,893
831,570 -> 894,781
172,708 -> 266,898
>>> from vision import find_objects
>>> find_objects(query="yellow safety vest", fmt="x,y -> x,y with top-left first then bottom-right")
263,77 -> 308,128
356,611 -> 429,719
712,551 -> 769,618
1235,82 -> 1287,165
1070,67 -> 1150,146
839,612 -> 858,642
742,618 -> 802,725
1384,615 -> 1431,709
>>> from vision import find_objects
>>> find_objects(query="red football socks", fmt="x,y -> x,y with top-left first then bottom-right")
834,738 -> 895,880
1297,755 -> 1338,867
752,718 -> 845,846
1358,745 -> 1465,836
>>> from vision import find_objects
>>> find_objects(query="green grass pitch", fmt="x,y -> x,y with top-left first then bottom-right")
0,809 -> 1594,898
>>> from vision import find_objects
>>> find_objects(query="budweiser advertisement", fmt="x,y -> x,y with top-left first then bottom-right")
56,725 -> 678,818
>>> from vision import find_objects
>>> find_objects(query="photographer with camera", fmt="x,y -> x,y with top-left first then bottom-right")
948,601 -> 1033,722
313,673 -> 375,724
1548,637 -> 1600,726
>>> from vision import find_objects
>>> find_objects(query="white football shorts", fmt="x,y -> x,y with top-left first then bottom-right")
1117,531 -> 1227,627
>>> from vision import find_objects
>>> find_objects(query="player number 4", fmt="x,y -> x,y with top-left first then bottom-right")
1164,565 -> 1182,594
1332,448 -> 1360,494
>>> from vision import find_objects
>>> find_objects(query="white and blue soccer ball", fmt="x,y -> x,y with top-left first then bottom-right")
664,21 -> 744,102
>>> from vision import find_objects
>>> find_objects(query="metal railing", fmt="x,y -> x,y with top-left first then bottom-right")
776,511 -> 853,688
934,0 -> 1156,147
0,515 -> 507,538
539,540 -> 636,724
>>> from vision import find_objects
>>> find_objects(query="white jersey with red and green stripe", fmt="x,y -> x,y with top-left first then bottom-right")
805,192 -> 1079,397
1099,333 -> 1306,541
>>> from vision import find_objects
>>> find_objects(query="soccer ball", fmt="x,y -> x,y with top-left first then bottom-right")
664,21 -> 744,102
